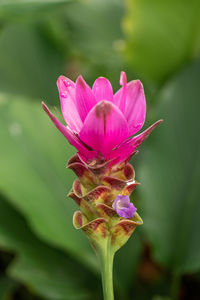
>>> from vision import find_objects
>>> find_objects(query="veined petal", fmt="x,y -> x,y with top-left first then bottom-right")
114,80 -> 146,136
80,100 -> 129,157
42,102 -> 97,160
75,75 -> 97,122
57,76 -> 83,132
109,120 -> 163,164
92,77 -> 113,102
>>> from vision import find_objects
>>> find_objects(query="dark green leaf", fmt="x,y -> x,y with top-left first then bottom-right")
0,197 -> 90,300
0,276 -> 17,300
115,233 -> 142,291
138,59 -> 200,273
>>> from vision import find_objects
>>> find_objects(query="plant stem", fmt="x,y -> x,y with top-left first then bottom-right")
98,244 -> 115,300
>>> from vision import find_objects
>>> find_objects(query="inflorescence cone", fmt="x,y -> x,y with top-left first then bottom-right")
42,72 -> 162,255
67,154 -> 143,253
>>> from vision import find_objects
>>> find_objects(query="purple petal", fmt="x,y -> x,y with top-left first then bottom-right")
112,195 -> 130,210
109,120 -> 163,164
57,76 -> 83,132
75,75 -> 97,122
92,77 -> 113,102
112,195 -> 137,219
114,80 -> 146,136
42,102 -> 97,160
80,100 -> 129,157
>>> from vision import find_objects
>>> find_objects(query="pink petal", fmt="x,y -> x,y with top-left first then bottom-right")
109,120 -> 163,164
127,119 -> 162,148
42,102 -> 97,160
114,80 -> 146,136
92,77 -> 113,102
80,100 -> 129,157
75,75 -> 97,122
57,76 -> 83,132
118,71 -> 127,113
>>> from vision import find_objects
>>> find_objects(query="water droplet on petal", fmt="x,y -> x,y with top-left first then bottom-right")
60,92 -> 68,98
64,80 -> 72,87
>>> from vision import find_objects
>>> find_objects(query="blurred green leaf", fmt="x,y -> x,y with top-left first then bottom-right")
138,59 -> 200,273
65,0 -> 123,60
123,0 -> 200,84
0,276 -> 17,300
115,233 -> 142,292
0,0 -> 125,103
0,23 -> 64,104
0,0 -> 71,19
0,95 -> 97,270
0,0 -> 124,104
63,0 -> 124,87
0,197 -> 91,300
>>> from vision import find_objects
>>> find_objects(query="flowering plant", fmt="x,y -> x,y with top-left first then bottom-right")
42,72 -> 162,300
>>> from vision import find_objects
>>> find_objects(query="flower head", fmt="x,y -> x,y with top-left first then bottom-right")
112,195 -> 137,219
42,72 -> 162,165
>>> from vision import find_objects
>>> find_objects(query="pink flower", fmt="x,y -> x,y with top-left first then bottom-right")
42,72 -> 162,164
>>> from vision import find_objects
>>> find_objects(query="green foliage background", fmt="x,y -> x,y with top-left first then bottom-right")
0,0 -> 199,299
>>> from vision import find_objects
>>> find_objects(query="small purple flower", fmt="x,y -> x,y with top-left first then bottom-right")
112,195 -> 137,219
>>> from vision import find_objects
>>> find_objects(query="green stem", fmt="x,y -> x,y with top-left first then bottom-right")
98,243 -> 115,300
